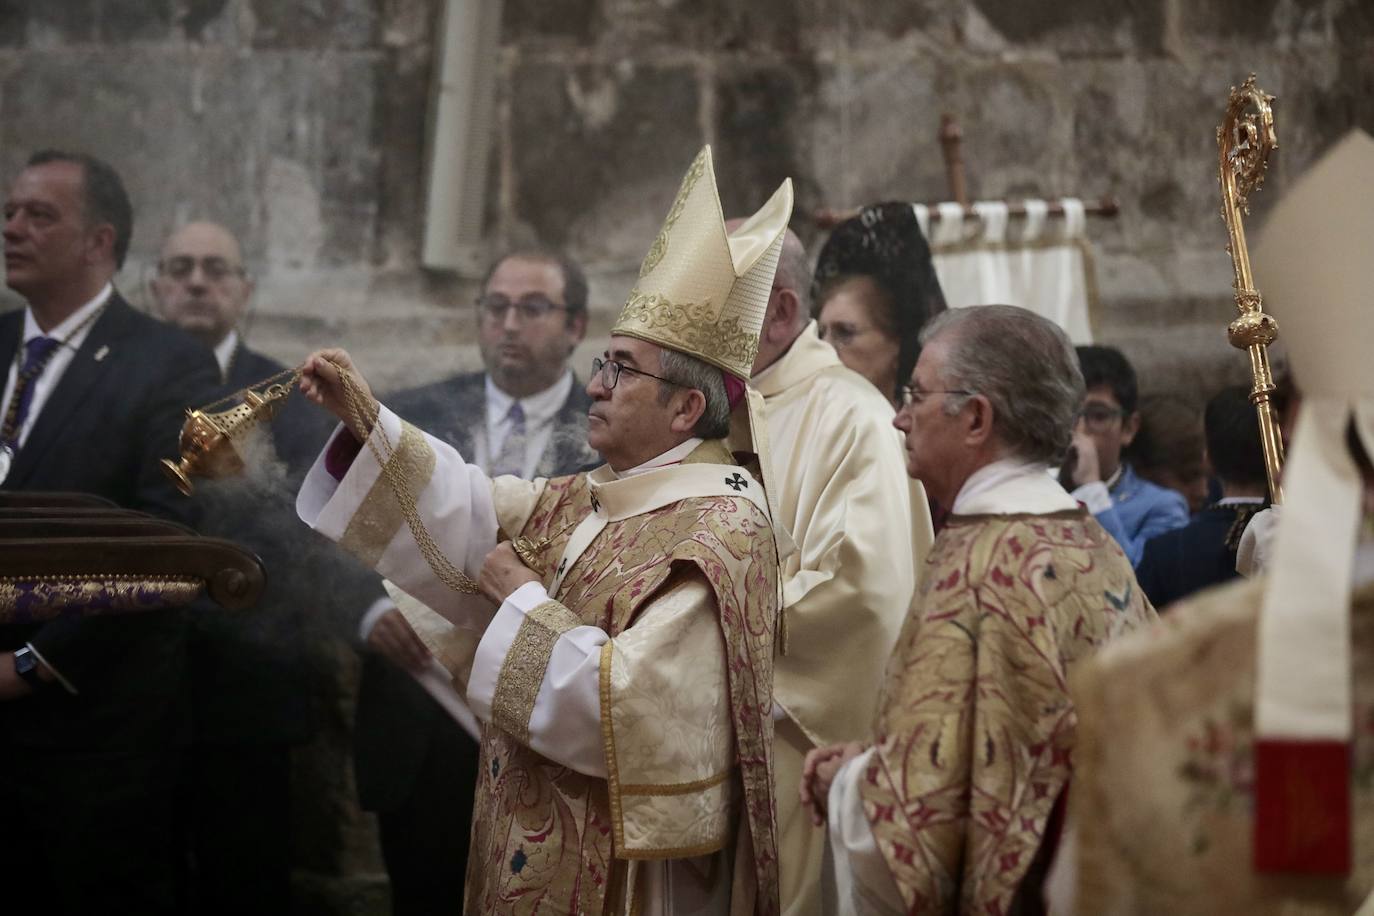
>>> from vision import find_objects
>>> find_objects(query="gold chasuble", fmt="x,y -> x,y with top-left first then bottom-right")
1059,577 -> 1374,915
860,510 -> 1153,913
314,421 -> 780,914
439,436 -> 779,914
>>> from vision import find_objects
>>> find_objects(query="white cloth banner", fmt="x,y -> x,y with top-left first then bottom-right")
913,198 -> 1096,343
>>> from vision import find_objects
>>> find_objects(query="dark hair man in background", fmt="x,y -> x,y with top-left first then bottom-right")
1059,344 -> 1190,565
1136,384 -> 1269,609
0,151 -> 219,914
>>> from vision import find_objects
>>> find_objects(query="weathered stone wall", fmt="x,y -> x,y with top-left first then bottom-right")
1,0 -> 1371,910
3,0 -> 1371,396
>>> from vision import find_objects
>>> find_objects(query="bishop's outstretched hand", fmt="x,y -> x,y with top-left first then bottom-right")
299,348 -> 379,442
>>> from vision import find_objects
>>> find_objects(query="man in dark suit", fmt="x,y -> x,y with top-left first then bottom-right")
150,220 -> 363,914
150,220 -> 330,472
356,249 -> 600,915
0,151 -> 220,914
1137,385 -> 1270,610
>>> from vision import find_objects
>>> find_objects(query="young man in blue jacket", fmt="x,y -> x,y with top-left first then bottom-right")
1059,345 -> 1189,566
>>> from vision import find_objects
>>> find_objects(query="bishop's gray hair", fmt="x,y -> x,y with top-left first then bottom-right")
920,305 -> 1085,465
657,348 -> 731,440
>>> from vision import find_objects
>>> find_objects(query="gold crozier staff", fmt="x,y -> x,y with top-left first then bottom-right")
1218,72 -> 1285,503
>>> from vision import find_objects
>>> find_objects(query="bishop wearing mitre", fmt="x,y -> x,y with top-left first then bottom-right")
294,147 -> 792,915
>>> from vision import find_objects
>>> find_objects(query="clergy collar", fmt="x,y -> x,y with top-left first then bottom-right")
751,321 -> 840,398
585,438 -> 765,522
485,370 -> 574,426
952,457 -> 1079,516
614,436 -> 704,479
22,282 -> 112,345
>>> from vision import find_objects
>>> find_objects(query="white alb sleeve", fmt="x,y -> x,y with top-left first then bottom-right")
467,581 -> 609,777
827,748 -> 905,915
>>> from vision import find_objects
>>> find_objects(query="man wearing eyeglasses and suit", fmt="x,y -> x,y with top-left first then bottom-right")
354,249 -> 599,915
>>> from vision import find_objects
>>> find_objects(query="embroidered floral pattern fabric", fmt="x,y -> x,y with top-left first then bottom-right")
860,511 -> 1153,914
465,469 -> 782,915
1068,577 -> 1374,915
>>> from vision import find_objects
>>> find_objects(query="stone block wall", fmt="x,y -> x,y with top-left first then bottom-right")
1,0 -> 1371,910
2,0 -> 1370,397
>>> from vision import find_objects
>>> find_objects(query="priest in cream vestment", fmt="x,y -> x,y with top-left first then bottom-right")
294,147 -> 792,915
1049,131 -> 1374,916
801,305 -> 1155,915
733,226 -> 933,915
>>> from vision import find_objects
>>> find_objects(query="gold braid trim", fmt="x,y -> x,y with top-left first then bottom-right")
340,423 -> 435,567
491,599 -> 583,742
614,835 -> 730,862
638,148 -> 709,278
619,768 -> 732,797
333,360 -> 481,594
613,289 -> 758,376
600,638 -> 627,847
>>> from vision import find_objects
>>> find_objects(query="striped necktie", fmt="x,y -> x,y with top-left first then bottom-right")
490,401 -> 527,478
1,336 -> 62,451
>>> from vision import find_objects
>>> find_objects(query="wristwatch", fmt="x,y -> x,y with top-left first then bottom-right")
13,646 -> 44,690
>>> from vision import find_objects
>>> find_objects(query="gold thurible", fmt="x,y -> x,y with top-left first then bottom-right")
1218,73 -> 1285,504
163,357 -> 483,595
161,372 -> 300,496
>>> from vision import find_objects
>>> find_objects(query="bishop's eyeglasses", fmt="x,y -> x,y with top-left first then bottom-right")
591,357 -> 684,391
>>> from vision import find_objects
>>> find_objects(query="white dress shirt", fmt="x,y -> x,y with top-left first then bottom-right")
1068,463 -> 1124,516
212,329 -> 239,380
478,371 -> 575,479
0,283 -> 113,449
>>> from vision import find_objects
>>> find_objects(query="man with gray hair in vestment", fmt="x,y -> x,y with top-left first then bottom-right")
801,305 -> 1154,915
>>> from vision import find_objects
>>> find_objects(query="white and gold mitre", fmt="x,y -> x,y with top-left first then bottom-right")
1245,128 -> 1374,876
1256,129 -> 1374,398
611,146 -> 794,379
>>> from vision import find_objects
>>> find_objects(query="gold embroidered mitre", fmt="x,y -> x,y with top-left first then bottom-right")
612,145 -> 794,379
